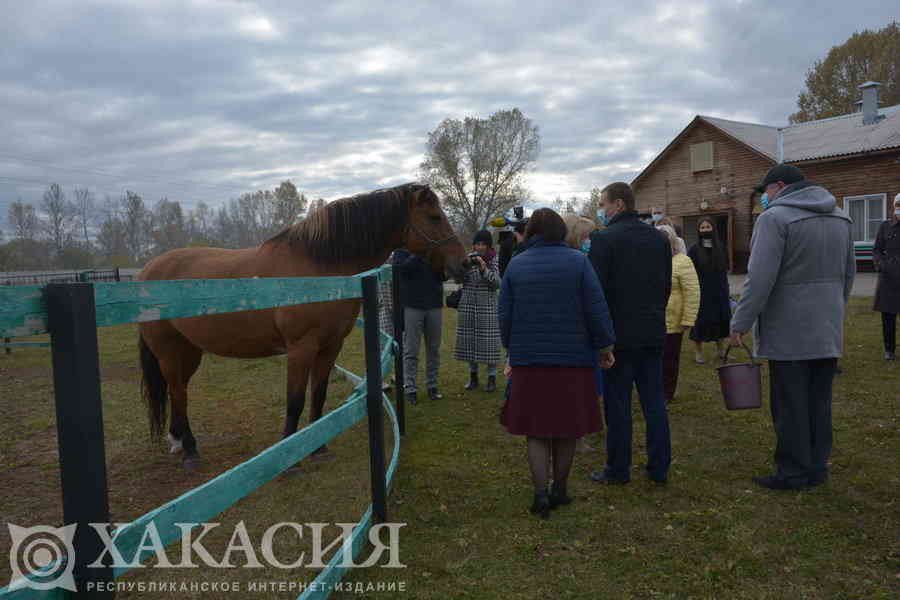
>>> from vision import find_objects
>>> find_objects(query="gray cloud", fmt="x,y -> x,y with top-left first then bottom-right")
1,0 -> 896,230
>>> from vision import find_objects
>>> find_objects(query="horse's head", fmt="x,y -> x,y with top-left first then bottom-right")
402,184 -> 466,279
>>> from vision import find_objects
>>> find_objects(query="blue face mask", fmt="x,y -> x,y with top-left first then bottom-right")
652,214 -> 662,223
580,238 -> 591,254
597,209 -> 609,226
760,192 -> 769,210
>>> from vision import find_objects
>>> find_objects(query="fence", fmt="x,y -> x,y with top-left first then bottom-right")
2,270 -> 132,353
0,264 -> 407,599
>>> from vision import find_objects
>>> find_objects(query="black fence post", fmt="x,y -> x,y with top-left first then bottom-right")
45,283 -> 114,599
391,266 -> 406,436
361,275 -> 388,523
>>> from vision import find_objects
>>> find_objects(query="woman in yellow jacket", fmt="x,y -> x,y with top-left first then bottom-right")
657,225 -> 700,403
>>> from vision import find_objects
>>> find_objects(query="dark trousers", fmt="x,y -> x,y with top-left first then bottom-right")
883,313 -> 897,353
662,332 -> 683,402
768,359 -> 836,484
602,348 -> 672,481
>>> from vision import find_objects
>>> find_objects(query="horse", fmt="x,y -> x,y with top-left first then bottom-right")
137,182 -> 465,469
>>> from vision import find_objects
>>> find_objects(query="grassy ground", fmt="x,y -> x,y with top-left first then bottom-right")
1,298 -> 897,598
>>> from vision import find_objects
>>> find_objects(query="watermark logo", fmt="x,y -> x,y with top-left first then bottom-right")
8,524 -> 77,591
6,521 -> 405,592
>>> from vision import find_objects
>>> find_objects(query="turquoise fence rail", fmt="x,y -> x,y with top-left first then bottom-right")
0,266 -> 402,600
0,266 -> 391,339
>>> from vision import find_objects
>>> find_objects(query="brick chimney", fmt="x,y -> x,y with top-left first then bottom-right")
858,81 -> 882,125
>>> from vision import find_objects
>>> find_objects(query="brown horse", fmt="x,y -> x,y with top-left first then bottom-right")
138,183 -> 465,468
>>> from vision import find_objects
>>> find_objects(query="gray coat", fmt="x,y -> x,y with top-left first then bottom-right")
732,182 -> 855,361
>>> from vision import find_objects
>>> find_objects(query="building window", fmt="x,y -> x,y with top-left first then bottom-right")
690,142 -> 714,172
845,194 -> 886,242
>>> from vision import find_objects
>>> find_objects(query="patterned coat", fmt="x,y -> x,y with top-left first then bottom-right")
377,255 -> 395,338
454,255 -> 501,364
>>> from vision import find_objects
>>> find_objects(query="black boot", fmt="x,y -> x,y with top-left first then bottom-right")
485,375 -> 497,392
464,372 -> 479,391
530,490 -> 551,519
405,391 -> 418,406
549,481 -> 572,509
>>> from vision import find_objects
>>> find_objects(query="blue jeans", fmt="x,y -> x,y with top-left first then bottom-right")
602,348 -> 672,481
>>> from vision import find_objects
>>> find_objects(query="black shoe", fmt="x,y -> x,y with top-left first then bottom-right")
645,466 -> 668,485
807,471 -> 829,487
752,474 -> 807,490
530,490 -> 551,519
886,351 -> 896,361
549,482 -> 572,509
589,471 -> 628,485
485,375 -> 497,393
428,387 -> 443,401
405,391 -> 418,406
464,372 -> 479,391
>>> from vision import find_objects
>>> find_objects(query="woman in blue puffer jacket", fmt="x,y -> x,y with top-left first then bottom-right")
499,208 -> 616,518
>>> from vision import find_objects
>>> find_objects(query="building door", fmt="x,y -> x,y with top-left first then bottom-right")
682,213 -> 733,271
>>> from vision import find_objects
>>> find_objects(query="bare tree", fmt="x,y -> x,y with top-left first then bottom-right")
580,187 -> 604,225
7,199 -> 40,241
96,196 -> 128,262
40,183 -> 76,256
272,180 -> 307,230
73,187 -> 95,245
121,190 -> 150,264
420,107 -> 540,237
151,198 -> 190,255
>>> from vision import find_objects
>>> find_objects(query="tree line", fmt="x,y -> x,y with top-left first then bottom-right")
0,181 -> 310,272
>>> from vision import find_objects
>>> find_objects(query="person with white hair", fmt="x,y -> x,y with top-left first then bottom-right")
873,193 -> 900,360
657,224 -> 700,403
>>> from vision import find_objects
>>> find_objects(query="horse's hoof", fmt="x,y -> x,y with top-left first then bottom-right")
183,456 -> 203,471
167,433 -> 184,455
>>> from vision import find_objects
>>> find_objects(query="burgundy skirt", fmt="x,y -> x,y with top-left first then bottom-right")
500,366 -> 602,439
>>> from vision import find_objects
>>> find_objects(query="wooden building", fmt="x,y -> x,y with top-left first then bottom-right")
632,82 -> 900,272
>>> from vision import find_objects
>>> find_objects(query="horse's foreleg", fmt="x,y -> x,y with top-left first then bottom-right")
308,344 -> 342,459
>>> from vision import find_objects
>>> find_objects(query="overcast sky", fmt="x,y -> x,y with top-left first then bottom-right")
1,0 -> 896,231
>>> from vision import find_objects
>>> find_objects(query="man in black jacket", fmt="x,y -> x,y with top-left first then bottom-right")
588,182 -> 673,485
391,248 -> 445,404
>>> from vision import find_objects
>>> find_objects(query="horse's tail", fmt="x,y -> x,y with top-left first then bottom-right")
139,334 -> 167,438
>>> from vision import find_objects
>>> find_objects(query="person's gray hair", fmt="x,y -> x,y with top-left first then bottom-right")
563,215 -> 598,249
656,224 -> 685,255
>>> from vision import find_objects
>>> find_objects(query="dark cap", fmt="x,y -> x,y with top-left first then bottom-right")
472,230 -> 493,247
754,164 -> 804,193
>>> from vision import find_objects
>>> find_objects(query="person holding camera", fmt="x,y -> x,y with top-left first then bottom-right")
454,230 -> 502,392
499,208 -> 615,518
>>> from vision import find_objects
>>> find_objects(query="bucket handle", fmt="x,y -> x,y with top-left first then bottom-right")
721,341 -> 757,366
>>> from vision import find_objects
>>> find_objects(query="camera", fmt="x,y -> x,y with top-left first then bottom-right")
489,205 -> 528,230
462,251 -> 485,270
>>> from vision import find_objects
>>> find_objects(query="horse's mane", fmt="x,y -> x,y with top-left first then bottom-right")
265,183 -> 421,261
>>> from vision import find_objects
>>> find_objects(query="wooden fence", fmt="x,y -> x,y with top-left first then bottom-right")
0,265 -> 406,599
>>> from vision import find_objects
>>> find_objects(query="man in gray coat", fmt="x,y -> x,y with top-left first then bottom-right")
731,164 -> 855,490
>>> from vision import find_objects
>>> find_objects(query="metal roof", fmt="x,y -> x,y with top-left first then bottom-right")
781,104 -> 900,161
699,116 -> 779,160
700,104 -> 900,163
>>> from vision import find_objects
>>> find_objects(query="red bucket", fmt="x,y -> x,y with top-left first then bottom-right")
717,342 -> 762,410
